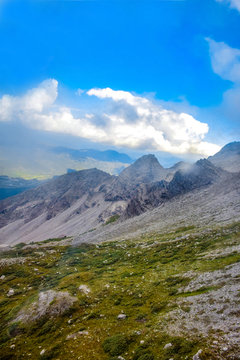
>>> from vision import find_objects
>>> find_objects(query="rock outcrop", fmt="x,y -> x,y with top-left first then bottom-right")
14,290 -> 77,323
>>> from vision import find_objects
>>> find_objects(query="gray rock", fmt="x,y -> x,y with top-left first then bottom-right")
117,314 -> 127,320
7,289 -> 14,297
14,290 -> 77,323
192,349 -> 202,360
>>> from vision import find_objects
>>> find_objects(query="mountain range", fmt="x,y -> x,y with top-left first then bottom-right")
0,141 -> 239,246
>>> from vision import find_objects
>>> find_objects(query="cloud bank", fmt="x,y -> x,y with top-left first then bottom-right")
0,79 -> 220,156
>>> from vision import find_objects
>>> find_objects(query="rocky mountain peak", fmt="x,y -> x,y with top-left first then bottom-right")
216,141 -> 240,155
119,154 -> 166,184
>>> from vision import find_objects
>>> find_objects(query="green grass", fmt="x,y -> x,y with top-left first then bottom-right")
0,221 -> 239,359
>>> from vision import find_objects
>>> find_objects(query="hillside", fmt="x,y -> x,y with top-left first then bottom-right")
0,220 -> 239,359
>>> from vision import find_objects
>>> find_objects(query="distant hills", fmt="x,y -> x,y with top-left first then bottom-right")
0,141 -> 239,245
0,145 -> 132,181
49,146 -> 133,164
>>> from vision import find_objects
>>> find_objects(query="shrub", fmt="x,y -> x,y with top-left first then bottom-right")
138,354 -> 154,360
133,345 -> 154,360
102,334 -> 129,356
114,298 -> 122,305
14,242 -> 26,249
151,302 -> 167,314
86,312 -> 99,320
8,322 -> 25,336
105,215 -> 120,225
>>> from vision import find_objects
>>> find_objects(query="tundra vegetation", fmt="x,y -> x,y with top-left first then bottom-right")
0,221 -> 240,359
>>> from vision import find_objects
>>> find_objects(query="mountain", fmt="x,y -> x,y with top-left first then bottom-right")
208,141 -> 240,172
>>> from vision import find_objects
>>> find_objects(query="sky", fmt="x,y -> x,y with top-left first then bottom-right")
0,0 -> 240,164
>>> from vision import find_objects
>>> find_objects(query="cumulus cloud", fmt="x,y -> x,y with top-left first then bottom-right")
0,79 -> 58,121
206,38 -> 240,83
87,88 -> 220,156
0,80 -> 220,156
216,0 -> 240,12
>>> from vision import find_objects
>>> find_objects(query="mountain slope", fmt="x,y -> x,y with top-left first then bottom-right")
0,169 -> 114,244
208,141 -> 240,172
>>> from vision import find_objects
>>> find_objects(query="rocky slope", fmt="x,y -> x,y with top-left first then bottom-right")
0,169 -> 114,244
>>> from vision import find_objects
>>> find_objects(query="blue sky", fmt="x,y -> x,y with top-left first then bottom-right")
0,0 -> 240,162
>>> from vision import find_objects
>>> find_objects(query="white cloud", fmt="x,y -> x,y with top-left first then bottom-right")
87,88 -> 220,156
0,79 -> 58,121
206,38 -> 240,83
216,0 -> 240,12
0,80 -> 220,157
206,38 -> 240,123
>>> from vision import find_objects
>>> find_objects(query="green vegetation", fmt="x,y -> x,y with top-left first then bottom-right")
0,221 -> 239,359
105,214 -> 120,225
